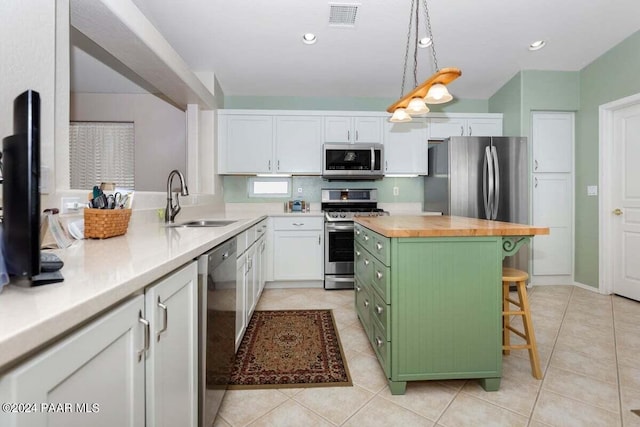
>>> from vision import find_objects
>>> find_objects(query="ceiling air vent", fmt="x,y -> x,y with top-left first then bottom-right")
328,3 -> 359,27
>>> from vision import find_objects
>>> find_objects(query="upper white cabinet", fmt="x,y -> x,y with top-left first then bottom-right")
324,116 -> 383,144
532,112 -> 573,173
219,115 -> 273,174
384,118 -> 429,175
429,114 -> 503,139
275,116 -> 323,173
218,113 -> 322,174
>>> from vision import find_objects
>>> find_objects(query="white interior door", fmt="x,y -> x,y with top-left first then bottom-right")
612,103 -> 640,300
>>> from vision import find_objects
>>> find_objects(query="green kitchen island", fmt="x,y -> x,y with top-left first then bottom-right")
353,215 -> 549,394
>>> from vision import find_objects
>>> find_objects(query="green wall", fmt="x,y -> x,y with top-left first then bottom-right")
488,72 -> 523,136
575,30 -> 640,287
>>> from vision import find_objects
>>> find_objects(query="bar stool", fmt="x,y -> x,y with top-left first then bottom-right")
502,267 -> 542,379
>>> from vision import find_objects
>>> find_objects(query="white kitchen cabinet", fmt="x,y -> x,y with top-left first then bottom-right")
275,116 -> 322,174
0,262 -> 198,427
384,118 -> 429,175
218,115 -> 273,173
0,296 -> 145,427
532,112 -> 573,173
235,219 -> 268,350
531,112 -> 574,280
429,115 -> 503,139
324,116 -> 383,143
532,175 -> 573,275
272,217 -> 324,281
144,262 -> 198,427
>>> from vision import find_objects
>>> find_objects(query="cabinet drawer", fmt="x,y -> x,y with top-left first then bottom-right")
371,233 -> 390,266
273,216 -> 323,231
371,319 -> 390,377
354,278 -> 372,337
255,219 -> 268,240
371,258 -> 390,302
354,224 -> 373,251
371,291 -> 390,338
354,242 -> 369,283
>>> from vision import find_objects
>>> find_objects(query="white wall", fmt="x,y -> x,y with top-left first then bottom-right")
70,93 -> 186,191
0,0 -> 57,199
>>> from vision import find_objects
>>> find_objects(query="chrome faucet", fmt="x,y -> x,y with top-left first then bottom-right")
165,169 -> 189,223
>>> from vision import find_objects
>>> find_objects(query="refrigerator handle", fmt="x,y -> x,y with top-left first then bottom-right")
483,147 -> 493,219
491,146 -> 500,220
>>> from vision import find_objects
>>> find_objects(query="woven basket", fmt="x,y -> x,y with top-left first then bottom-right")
84,208 -> 132,239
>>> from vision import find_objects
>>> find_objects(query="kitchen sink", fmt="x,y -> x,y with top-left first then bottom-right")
167,219 -> 238,228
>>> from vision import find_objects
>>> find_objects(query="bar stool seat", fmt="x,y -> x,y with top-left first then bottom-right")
502,267 -> 542,379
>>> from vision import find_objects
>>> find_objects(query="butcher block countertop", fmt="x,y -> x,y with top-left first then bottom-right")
354,215 -> 550,238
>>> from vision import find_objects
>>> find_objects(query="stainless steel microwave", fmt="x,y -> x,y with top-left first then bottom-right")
322,143 -> 384,180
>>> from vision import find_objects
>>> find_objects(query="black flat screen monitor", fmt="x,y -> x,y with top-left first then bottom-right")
2,90 -> 41,281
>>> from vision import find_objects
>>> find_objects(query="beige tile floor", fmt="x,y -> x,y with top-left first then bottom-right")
214,286 -> 640,427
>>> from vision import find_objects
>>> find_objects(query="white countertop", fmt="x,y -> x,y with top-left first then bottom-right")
0,212 -> 266,373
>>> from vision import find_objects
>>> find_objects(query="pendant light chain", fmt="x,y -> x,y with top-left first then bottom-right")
422,0 -> 439,72
400,0 -> 416,98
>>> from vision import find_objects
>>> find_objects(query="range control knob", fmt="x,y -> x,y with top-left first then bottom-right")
339,212 -> 346,218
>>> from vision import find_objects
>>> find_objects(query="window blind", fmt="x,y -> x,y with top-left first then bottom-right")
69,122 -> 135,190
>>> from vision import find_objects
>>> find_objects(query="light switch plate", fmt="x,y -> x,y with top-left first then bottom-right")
587,185 -> 598,196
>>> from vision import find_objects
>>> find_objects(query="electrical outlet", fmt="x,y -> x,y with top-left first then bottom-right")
393,186 -> 399,196
60,197 -> 82,214
297,187 -> 303,194
587,185 -> 598,196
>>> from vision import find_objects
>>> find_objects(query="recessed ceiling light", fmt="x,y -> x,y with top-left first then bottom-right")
302,33 -> 317,45
418,37 -> 432,48
528,40 -> 546,51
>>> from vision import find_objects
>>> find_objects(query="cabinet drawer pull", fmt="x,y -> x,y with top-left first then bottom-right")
375,305 -> 384,315
356,285 -> 362,292
364,235 -> 369,241
364,259 -> 370,266
376,242 -> 383,251
375,337 -> 384,347
292,222 -> 304,226
356,130 -> 359,141
347,130 -> 350,141
376,271 -> 383,280
138,311 -> 150,362
157,297 -> 168,342
364,299 -> 370,308
460,125 -> 464,136
355,250 -> 361,257
469,126 -> 473,136
355,229 -> 361,236
268,160 -> 271,170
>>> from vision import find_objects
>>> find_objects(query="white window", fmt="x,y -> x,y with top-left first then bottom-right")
248,177 -> 291,197
69,121 -> 135,190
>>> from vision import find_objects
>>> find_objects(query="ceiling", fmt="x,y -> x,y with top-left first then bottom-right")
74,0 -> 640,101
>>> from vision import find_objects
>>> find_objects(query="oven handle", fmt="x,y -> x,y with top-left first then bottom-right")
325,223 -> 355,232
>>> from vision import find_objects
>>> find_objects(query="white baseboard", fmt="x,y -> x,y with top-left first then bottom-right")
572,281 -> 606,294
265,281 -> 324,289
530,275 -> 574,285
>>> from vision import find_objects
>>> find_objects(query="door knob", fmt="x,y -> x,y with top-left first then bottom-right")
613,208 -> 623,216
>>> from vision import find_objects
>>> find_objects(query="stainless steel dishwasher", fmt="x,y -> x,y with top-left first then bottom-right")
198,237 -> 237,427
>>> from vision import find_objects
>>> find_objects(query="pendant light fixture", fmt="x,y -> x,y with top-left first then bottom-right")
387,0 -> 461,122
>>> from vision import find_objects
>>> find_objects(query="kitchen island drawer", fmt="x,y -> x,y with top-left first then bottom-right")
371,318 -> 390,377
371,233 -> 390,266
371,258 -> 390,302
272,216 -> 323,231
371,291 -> 390,337
355,278 -> 372,337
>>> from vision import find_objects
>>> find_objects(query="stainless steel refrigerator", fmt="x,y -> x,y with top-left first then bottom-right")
424,136 -> 529,272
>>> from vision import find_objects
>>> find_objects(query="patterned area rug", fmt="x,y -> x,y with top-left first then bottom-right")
229,310 -> 352,389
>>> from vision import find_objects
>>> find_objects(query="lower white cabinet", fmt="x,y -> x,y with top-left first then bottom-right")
0,262 -> 198,427
235,219 -> 268,350
272,217 -> 324,281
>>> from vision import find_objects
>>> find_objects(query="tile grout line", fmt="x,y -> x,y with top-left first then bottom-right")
525,285 -> 574,426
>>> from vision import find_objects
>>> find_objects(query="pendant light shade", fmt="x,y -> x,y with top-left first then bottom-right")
424,83 -> 453,104
385,0 -> 460,121
389,108 -> 412,123
406,97 -> 430,115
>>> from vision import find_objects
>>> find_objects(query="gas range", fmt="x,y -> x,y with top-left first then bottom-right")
321,188 -> 387,221
323,208 -> 388,222
321,188 -> 387,290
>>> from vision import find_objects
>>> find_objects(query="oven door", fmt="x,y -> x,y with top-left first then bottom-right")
324,221 -> 354,275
